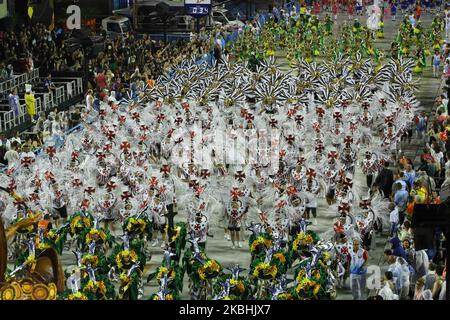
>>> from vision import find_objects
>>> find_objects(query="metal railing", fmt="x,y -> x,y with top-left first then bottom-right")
0,68 -> 41,96
1,77 -> 83,134
52,77 -> 84,101
0,97 -> 43,132
54,86 -> 65,106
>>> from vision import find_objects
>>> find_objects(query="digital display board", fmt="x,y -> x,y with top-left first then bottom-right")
185,0 -> 211,16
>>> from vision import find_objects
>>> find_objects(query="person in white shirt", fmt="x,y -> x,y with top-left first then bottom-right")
378,271 -> 399,300
389,203 -> 399,237
443,57 -> 450,78
85,89 -> 94,112
429,143 -> 444,171
4,141 -> 20,169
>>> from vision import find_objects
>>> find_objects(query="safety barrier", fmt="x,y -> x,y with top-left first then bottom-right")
53,77 -> 84,100
0,68 -> 41,96
0,97 -> 43,132
55,86 -> 65,106
0,77 -> 83,134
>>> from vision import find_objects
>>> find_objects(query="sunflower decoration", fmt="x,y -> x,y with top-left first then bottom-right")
34,233 -> 51,251
251,262 -> 278,280
67,291 -> 88,300
147,257 -> 183,300
165,222 -> 187,259
125,217 -> 146,234
273,252 -> 286,264
156,266 -> 175,281
249,235 -> 273,255
291,230 -> 319,252
117,267 -> 142,300
149,291 -> 179,300
213,274 -> 250,300
43,229 -> 67,255
293,265 -> 330,300
115,250 -> 139,270
294,276 -> 320,300
46,230 -> 59,242
147,263 -> 184,295
198,259 -> 222,281
183,249 -> 205,275
271,251 -> 289,275
276,292 -> 295,300
222,265 -> 252,299
86,228 -> 106,243
81,254 -> 100,269
68,212 -> 92,236
152,293 -> 174,300
12,210 -> 40,234
294,266 -> 328,300
321,251 -> 332,264
292,232 -> 313,251
85,227 -> 114,247
83,279 -> 108,300
183,245 -> 223,289
229,278 -> 246,295
124,216 -> 152,240
77,267 -> 116,300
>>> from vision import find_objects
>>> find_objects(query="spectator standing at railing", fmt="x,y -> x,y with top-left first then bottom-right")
25,84 -> 37,123
44,73 -> 57,94
25,53 -> 34,74
6,64 -> 14,79
0,63 -> 8,81
8,88 -> 20,117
